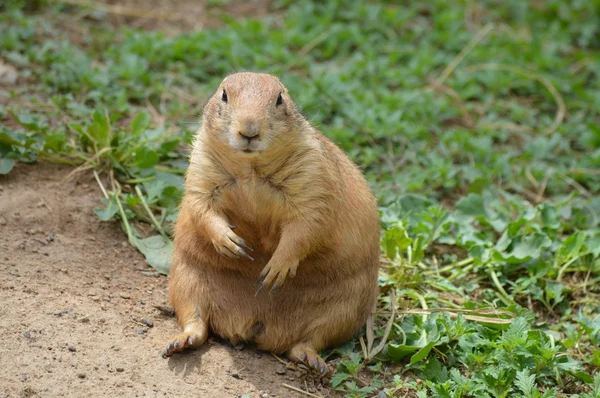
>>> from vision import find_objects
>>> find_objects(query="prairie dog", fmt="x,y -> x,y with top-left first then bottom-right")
163,72 -> 380,374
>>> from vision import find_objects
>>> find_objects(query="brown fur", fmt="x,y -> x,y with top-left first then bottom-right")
164,72 -> 380,373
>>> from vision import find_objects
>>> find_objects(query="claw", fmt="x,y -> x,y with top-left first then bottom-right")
229,236 -> 254,252
238,239 -> 254,252
223,246 -> 240,259
319,363 -> 328,376
238,248 -> 254,261
256,281 -> 267,294
258,267 -> 268,281
270,281 -> 279,293
162,343 -> 174,358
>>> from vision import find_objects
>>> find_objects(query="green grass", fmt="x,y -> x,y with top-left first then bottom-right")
1,0 -> 600,396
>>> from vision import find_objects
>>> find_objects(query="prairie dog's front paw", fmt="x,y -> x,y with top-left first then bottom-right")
257,258 -> 299,292
212,227 -> 254,260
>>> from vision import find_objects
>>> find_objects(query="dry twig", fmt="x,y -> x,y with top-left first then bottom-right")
281,383 -> 322,398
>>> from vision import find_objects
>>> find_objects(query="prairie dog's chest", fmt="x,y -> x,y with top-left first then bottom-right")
220,173 -> 291,227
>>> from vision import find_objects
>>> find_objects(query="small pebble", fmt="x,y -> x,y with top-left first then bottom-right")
275,364 -> 286,375
0,217 -> 6,226
68,345 -> 77,352
135,328 -> 146,335
116,367 -> 124,372
79,316 -> 90,323
47,232 -> 54,241
33,238 -> 49,245
230,371 -> 242,379
142,318 -> 154,328
23,330 -> 31,339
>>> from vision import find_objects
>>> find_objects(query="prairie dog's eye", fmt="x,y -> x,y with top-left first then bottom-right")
221,90 -> 228,103
276,93 -> 283,107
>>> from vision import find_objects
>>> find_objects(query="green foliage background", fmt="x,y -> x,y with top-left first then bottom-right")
1,0 -> 600,396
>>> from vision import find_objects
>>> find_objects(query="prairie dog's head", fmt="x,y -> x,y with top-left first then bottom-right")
201,72 -> 302,156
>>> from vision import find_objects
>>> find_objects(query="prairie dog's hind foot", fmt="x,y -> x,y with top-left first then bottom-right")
288,342 -> 331,377
161,321 -> 208,358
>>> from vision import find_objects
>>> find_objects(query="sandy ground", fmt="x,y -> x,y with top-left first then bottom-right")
59,0 -> 276,35
0,163 -> 336,397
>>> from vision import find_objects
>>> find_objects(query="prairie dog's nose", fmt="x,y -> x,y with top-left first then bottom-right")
238,120 -> 259,139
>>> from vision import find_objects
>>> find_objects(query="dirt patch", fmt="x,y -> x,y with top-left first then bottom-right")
0,163 -> 335,397
55,0 -> 275,36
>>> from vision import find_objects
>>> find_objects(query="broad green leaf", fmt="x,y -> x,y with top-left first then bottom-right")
454,193 -> 486,219
571,370 -> 593,384
94,196 -> 119,221
44,133 -> 68,153
155,171 -> 184,188
387,344 -> 421,361
133,234 -> 173,275
540,203 -> 560,230
494,233 -> 552,263
544,282 -> 565,306
556,231 -> 585,263
0,127 -> 26,146
144,179 -> 166,203
89,109 -> 111,148
583,232 -> 600,258
398,194 -> 433,213
133,147 -> 159,169
9,111 -> 47,132
0,157 -> 15,174
409,341 -> 436,365
131,112 -> 151,136
382,224 -> 413,260
330,372 -> 351,389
